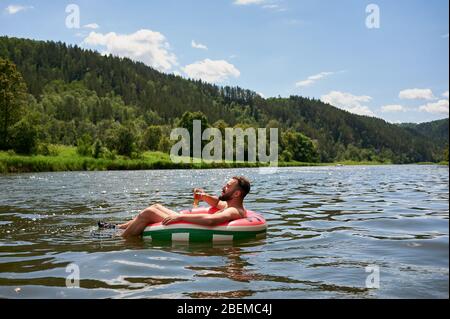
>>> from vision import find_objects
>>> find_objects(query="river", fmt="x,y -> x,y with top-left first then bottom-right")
0,165 -> 448,298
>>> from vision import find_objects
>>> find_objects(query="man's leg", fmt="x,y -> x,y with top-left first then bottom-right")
117,219 -> 134,230
121,204 -> 178,237
118,204 -> 178,229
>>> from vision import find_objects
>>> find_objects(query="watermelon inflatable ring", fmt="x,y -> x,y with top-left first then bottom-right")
142,206 -> 267,242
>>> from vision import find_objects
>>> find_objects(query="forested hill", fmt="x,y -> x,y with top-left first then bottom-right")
398,119 -> 449,146
0,36 -> 448,163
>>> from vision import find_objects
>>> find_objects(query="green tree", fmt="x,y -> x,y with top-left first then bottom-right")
105,125 -> 137,157
176,111 -> 209,133
0,58 -> 28,149
117,126 -> 136,157
158,136 -> 172,153
92,139 -> 103,159
213,119 -> 229,137
142,125 -> 163,151
9,119 -> 37,154
281,130 -> 319,162
76,134 -> 93,156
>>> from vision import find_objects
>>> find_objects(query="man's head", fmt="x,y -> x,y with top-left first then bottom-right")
219,176 -> 251,202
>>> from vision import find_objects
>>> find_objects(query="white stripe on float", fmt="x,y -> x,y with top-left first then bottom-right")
172,233 -> 190,242
212,234 -> 233,242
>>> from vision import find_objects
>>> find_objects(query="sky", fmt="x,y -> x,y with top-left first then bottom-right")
1,0 -> 448,123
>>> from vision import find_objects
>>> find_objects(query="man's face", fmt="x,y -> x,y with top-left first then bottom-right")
219,179 -> 239,201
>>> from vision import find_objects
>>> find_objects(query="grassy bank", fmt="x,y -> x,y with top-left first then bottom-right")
0,145 -> 445,174
0,145 -> 272,173
0,147 -> 262,173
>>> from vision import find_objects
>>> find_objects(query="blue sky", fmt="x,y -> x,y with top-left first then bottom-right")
1,0 -> 448,123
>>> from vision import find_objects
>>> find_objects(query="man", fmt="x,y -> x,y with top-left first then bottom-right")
99,176 -> 251,238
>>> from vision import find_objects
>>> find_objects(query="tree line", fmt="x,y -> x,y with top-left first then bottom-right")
0,36 -> 448,163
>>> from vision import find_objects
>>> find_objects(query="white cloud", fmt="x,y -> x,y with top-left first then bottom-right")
381,104 -> 405,113
285,19 -> 302,25
443,90 -> 449,99
399,88 -> 435,100
233,0 -> 265,5
296,72 -> 333,87
321,91 -> 375,117
263,4 -> 286,11
419,99 -> 449,115
233,0 -> 286,11
83,23 -> 100,30
83,29 -> 177,72
191,40 -> 208,50
182,59 -> 240,83
5,5 -> 33,14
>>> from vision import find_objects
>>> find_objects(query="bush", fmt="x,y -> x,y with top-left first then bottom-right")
92,139 -> 103,158
0,161 -> 6,173
105,125 -> 138,157
130,151 -> 143,160
281,130 -> 319,163
9,119 -> 38,155
76,134 -> 93,156
36,143 -> 50,156
117,126 -> 136,157
158,136 -> 172,153
142,126 -> 163,151
36,143 -> 60,156
280,150 -> 293,162
102,148 -> 117,160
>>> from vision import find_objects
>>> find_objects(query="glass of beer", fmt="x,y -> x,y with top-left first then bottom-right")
193,189 -> 201,208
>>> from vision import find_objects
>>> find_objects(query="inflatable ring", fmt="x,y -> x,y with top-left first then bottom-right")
142,207 -> 267,242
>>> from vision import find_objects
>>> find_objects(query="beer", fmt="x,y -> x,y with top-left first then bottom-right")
193,190 -> 201,208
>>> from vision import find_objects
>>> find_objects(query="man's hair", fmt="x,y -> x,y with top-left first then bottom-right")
232,176 -> 251,198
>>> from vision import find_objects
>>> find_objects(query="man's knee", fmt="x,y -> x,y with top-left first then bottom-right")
139,207 -> 156,219
146,203 -> 162,211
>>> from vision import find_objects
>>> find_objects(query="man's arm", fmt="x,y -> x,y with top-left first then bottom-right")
162,208 -> 237,226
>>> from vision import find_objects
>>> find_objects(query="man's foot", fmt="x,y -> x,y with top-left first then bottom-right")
97,221 -> 118,229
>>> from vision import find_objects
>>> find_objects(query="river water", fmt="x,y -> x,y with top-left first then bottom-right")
0,165 -> 448,298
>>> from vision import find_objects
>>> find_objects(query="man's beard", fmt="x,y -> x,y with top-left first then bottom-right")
219,191 -> 233,201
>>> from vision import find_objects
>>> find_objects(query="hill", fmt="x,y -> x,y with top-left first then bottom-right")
398,119 -> 449,146
0,36 -> 448,163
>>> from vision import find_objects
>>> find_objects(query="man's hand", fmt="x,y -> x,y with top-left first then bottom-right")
193,188 -> 206,200
162,215 -> 182,225
193,188 -> 227,209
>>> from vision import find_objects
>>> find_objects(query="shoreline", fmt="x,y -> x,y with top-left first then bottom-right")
1,149 -> 447,174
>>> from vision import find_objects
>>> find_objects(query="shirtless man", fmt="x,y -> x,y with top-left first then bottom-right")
98,176 -> 251,238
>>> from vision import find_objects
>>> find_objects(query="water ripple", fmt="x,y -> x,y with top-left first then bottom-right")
0,165 -> 448,298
